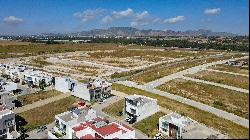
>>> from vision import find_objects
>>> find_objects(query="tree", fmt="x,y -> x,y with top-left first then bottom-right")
39,79 -> 46,91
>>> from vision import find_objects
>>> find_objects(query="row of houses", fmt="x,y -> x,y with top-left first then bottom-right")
0,63 -> 53,87
0,63 -> 112,102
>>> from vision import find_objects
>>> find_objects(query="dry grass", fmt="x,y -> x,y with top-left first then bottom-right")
129,56 -> 232,84
112,83 -> 249,139
133,112 -> 166,138
17,96 -> 78,132
186,70 -> 249,89
156,78 -> 249,119
88,49 -> 218,60
0,42 -> 141,59
72,65 -> 98,76
102,99 -> 124,119
28,57 -> 53,68
17,90 -> 62,105
210,64 -> 249,75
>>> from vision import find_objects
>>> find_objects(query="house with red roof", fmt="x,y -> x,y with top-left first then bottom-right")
69,117 -> 135,139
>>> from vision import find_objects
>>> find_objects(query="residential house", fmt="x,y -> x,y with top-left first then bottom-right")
0,107 -> 20,139
71,78 -> 112,101
124,94 -> 160,122
0,82 -> 17,92
159,112 -> 227,139
69,117 -> 135,139
0,91 -> 16,110
55,77 -> 77,93
48,106 -> 97,139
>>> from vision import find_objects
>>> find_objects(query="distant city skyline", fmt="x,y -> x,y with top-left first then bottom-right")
0,0 -> 249,35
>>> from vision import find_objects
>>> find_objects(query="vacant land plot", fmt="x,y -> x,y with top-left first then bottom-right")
0,41 -> 146,59
156,78 -> 249,119
28,57 -> 53,68
17,90 -> 62,106
133,112 -> 166,138
17,96 -> 78,131
209,64 -> 249,75
186,70 -> 249,89
102,99 -> 124,119
112,83 -> 249,139
129,56 -> 232,84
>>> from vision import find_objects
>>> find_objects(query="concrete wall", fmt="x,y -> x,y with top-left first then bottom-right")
55,77 -> 71,93
71,83 -> 90,101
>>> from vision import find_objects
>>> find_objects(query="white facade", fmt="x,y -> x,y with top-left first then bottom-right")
0,82 -> 17,92
71,79 -> 112,101
124,94 -> 160,122
71,83 -> 91,101
0,91 -> 16,110
159,112 -> 195,139
55,77 -> 77,93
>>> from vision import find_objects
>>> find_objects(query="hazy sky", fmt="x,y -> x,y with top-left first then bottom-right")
0,0 -> 249,35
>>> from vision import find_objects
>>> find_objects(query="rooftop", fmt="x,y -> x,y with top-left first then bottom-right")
125,94 -> 155,106
72,117 -> 134,138
160,112 -> 195,128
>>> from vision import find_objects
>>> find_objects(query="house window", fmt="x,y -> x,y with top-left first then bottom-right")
130,108 -> 136,114
4,118 -> 14,127
162,122 -> 168,128
161,128 -> 167,132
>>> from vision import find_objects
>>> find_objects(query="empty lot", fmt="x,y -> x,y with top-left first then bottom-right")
156,78 -> 249,119
186,70 -> 249,89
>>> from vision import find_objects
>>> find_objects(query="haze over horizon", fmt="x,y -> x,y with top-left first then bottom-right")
0,0 -> 249,35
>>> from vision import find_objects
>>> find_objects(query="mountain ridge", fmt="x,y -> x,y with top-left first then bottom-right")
43,27 -> 239,37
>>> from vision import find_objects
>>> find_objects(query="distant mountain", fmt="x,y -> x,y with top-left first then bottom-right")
48,27 -> 239,37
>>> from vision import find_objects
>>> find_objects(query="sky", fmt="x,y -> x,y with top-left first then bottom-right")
0,0 -> 249,35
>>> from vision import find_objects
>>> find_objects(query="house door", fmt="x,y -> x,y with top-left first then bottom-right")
169,123 -> 178,138
169,123 -> 173,136
70,83 -> 75,91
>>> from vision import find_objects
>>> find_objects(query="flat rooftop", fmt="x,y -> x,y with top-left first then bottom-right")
125,94 -> 154,106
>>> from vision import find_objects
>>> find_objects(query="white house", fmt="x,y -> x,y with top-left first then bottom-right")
159,112 -> 228,139
0,91 -> 16,110
0,107 -> 20,139
69,117 -> 135,139
55,77 -> 77,93
0,82 -> 17,92
48,106 -> 97,139
71,79 -> 112,101
124,94 -> 160,122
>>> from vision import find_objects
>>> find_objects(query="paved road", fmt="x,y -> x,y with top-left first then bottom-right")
206,68 -> 249,77
26,123 -> 55,139
145,56 -> 249,88
13,93 -> 71,114
182,76 -> 249,93
117,81 -> 249,128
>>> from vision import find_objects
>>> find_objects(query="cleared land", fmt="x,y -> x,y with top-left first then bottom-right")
0,41 -> 144,59
186,70 -> 249,89
129,56 -> 233,84
133,112 -> 166,138
209,64 -> 249,75
28,57 -> 53,68
156,78 -> 249,119
102,99 -> 124,119
112,83 -> 249,139
17,90 -> 62,105
16,96 -> 78,132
